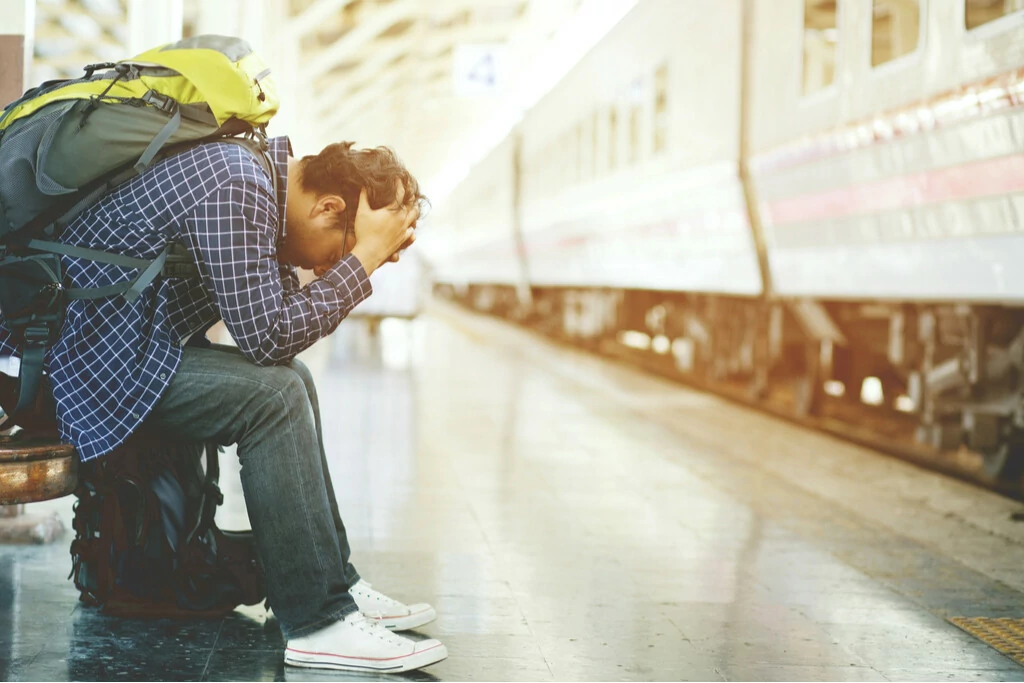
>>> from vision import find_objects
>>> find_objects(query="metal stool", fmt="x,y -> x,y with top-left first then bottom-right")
0,432 -> 77,543
0,432 -> 78,505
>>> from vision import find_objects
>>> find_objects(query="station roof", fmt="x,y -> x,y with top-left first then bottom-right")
30,0 -> 601,198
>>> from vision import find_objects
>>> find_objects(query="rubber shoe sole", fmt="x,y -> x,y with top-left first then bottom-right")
372,604 -> 437,631
284,640 -> 448,673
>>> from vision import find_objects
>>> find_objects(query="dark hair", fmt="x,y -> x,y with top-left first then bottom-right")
298,142 -> 427,233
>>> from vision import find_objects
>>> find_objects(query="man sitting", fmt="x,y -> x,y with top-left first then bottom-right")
0,137 -> 446,674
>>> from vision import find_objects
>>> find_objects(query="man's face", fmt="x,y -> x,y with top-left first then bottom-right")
282,176 -> 413,276
282,207 -> 356,277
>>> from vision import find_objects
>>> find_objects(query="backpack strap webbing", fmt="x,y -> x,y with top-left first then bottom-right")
14,335 -> 48,418
7,239 -> 178,420
185,443 -> 222,547
26,239 -> 176,302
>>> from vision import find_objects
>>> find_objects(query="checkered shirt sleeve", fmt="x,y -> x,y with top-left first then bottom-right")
184,179 -> 372,365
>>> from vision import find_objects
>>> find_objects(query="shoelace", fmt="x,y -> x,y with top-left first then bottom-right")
353,614 -> 407,645
353,584 -> 403,608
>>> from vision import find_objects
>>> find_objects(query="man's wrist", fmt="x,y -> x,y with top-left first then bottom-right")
349,244 -> 383,276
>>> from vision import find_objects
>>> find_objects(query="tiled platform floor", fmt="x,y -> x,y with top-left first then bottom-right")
4,300 -> 1024,681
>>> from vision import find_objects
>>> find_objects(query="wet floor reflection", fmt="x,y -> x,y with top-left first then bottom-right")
0,308 -> 1022,680
0,555 -> 20,681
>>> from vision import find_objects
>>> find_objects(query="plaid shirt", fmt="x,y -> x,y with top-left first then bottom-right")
0,136 -> 372,461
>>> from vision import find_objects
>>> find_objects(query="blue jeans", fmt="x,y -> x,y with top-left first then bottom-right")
144,343 -> 361,638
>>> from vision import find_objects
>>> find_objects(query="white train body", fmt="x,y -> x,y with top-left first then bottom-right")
431,0 -> 762,296
434,0 -> 1024,303
429,136 -> 520,287
749,1 -> 1024,302
429,0 -> 1024,480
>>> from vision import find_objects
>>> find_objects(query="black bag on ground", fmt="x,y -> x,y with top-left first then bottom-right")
69,433 -> 266,619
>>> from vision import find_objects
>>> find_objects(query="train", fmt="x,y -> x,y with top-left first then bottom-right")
426,0 -> 1024,485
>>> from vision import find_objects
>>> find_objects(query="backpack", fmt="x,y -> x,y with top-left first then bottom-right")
0,35 -> 279,424
69,432 -> 267,619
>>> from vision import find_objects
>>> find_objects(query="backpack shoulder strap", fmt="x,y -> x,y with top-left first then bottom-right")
25,240 -> 175,302
215,136 -> 278,202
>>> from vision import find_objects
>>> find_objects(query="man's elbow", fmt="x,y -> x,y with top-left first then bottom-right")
239,342 -> 290,368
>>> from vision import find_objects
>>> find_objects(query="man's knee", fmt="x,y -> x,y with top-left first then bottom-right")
287,358 -> 317,400
249,366 -> 310,421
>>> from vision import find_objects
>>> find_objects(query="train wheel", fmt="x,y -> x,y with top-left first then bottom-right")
793,376 -> 820,417
793,343 -> 823,417
748,368 -> 768,401
981,440 -> 1024,483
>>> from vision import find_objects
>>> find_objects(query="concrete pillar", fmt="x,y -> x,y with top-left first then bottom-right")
0,0 -> 33,106
127,0 -> 183,55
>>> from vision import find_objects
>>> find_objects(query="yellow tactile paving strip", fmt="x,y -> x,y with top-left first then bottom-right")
950,617 -> 1024,666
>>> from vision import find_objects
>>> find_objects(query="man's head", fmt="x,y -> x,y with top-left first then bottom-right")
282,142 -> 426,276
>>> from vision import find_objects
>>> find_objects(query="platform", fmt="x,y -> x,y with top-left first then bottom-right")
3,301 -> 1024,681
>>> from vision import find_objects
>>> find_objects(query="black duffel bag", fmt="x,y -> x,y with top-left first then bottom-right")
69,433 -> 266,619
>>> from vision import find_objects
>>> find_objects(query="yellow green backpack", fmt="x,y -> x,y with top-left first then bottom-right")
0,35 -> 279,422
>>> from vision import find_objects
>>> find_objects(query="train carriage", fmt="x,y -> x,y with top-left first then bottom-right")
432,0 -> 1024,484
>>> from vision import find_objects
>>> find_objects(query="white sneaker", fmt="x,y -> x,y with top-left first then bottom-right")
284,611 -> 447,673
349,579 -> 437,631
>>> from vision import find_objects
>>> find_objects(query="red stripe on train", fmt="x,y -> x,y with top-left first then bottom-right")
760,153 -> 1024,227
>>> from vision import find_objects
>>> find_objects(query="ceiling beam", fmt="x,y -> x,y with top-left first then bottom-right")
285,0 -> 355,40
309,0 -> 540,154
314,36 -> 413,118
319,65 -> 414,135
313,19 -> 526,124
307,0 -> 418,80
309,0 -> 531,105
336,90 -> 491,147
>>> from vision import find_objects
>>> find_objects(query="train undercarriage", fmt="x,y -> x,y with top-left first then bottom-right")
438,283 -> 1024,493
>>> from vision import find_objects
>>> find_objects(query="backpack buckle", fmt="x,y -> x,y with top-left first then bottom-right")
142,90 -> 178,115
22,324 -> 51,345
162,262 -> 197,279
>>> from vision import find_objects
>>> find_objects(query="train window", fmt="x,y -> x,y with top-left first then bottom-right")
550,144 -> 558,193
569,133 -> 576,185
608,106 -> 619,171
628,91 -> 642,165
575,123 -> 584,183
802,0 -> 837,94
565,133 -> 576,186
653,63 -> 668,154
872,0 -> 920,65
542,145 -> 551,195
557,139 -> 566,191
966,0 -> 1024,29
559,134 -> 566,184
628,106 -> 640,165
580,119 -> 591,182
552,140 -> 561,191
552,142 -> 560,192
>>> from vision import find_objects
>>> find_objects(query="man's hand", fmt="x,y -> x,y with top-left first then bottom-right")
349,184 -> 418,276
384,231 -> 417,265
